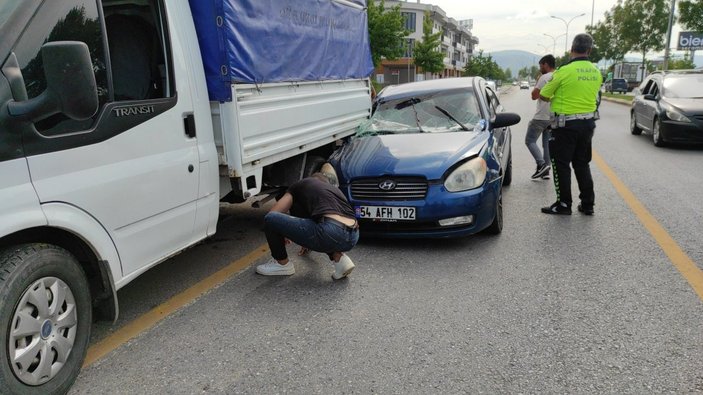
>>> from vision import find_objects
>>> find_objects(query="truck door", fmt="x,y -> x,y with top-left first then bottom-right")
7,0 -> 201,276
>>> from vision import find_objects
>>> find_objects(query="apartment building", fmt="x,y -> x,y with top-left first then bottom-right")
375,0 -> 479,86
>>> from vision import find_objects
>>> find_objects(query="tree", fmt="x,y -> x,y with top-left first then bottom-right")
668,54 -> 697,69
412,11 -> 444,75
463,50 -> 504,80
679,0 -> 703,31
587,11 -> 626,66
615,0 -> 670,71
367,0 -> 408,67
504,67 -> 512,80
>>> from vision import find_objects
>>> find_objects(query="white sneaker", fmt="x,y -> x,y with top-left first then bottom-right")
332,254 -> 355,280
256,259 -> 295,276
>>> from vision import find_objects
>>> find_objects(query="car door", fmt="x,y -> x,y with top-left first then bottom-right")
485,87 -> 508,164
642,80 -> 660,131
7,0 -> 201,277
634,78 -> 653,130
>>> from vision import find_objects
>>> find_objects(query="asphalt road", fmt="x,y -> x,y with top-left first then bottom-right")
71,87 -> 703,394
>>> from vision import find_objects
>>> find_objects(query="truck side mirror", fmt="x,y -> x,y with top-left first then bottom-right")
8,41 -> 98,122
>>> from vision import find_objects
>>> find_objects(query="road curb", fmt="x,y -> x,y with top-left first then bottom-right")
602,96 -> 632,106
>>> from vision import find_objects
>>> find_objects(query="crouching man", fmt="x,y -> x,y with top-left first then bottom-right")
256,172 -> 359,280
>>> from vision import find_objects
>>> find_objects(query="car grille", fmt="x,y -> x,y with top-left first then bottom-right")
350,177 -> 428,201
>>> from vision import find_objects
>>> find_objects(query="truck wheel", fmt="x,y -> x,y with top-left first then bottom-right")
303,155 -> 326,178
0,244 -> 91,395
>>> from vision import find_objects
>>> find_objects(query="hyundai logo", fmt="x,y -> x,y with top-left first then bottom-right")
378,180 -> 397,191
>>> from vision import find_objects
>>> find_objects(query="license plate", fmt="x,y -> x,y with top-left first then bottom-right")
356,206 -> 416,220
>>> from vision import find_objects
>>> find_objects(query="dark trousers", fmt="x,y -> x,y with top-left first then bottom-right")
548,119 -> 595,208
264,212 -> 359,260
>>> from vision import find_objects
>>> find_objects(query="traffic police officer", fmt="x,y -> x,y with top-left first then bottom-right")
539,33 -> 602,215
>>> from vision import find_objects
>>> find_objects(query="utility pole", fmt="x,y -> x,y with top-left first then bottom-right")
663,0 -> 676,71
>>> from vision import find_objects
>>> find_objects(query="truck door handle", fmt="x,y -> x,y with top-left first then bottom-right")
183,114 -> 196,138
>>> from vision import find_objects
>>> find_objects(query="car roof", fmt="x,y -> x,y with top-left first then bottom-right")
650,69 -> 703,78
376,77 -> 478,103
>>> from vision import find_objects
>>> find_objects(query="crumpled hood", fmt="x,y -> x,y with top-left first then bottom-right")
331,132 -> 487,182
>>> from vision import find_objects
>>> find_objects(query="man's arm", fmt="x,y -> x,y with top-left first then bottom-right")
531,87 -> 541,100
270,192 -> 293,213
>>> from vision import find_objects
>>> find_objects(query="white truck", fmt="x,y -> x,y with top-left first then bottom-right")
0,0 -> 372,392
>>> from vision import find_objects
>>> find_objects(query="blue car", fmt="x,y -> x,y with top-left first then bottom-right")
327,77 -> 520,238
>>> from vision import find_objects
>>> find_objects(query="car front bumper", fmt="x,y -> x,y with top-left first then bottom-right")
660,119 -> 703,143
346,180 -> 501,238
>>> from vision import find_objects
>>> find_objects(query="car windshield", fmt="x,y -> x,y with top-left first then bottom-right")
0,1 -> 23,30
663,75 -> 703,98
357,89 -> 482,136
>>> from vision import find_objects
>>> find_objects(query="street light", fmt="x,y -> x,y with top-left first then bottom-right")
550,13 -> 586,54
543,33 -> 565,54
538,44 -> 551,55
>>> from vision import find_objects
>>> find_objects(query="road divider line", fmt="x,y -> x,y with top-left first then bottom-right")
83,243 -> 270,367
593,151 -> 703,302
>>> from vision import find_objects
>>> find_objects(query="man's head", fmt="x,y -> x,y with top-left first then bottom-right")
570,33 -> 594,57
539,55 -> 556,73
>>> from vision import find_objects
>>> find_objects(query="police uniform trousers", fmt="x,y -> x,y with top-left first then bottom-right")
548,118 -> 595,208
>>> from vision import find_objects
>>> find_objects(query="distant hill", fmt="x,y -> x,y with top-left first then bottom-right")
487,50 -> 541,80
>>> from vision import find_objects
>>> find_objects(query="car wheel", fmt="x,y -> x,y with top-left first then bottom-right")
652,118 -> 665,147
0,244 -> 92,395
484,186 -> 503,235
502,151 -> 512,186
630,112 -> 642,135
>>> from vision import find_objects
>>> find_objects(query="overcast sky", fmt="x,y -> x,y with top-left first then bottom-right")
421,0 -> 692,60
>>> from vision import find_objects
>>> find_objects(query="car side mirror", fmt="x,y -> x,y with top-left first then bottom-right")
8,41 -> 98,122
492,112 -> 521,128
643,94 -> 657,101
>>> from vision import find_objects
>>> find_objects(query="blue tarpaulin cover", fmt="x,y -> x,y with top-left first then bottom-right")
188,0 -> 374,102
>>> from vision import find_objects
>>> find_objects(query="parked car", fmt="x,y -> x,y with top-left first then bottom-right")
486,80 -> 497,91
604,78 -> 628,93
519,81 -> 530,89
327,77 -> 520,238
630,70 -> 703,146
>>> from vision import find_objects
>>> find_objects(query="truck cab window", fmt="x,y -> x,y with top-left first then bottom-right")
103,0 -> 173,101
14,1 -> 108,136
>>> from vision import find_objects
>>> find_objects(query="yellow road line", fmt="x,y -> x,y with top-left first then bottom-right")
593,151 -> 703,302
83,243 -> 270,367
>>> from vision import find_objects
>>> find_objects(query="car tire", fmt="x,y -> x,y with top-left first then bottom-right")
0,244 -> 92,395
630,112 -> 642,135
652,117 -> 666,147
502,151 -> 512,186
484,186 -> 503,235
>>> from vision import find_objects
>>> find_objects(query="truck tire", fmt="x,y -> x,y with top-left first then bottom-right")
0,244 -> 92,395
303,155 -> 326,178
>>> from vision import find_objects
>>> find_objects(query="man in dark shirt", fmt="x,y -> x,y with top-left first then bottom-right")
256,172 -> 359,280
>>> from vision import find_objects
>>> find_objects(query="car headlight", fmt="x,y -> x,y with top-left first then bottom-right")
662,103 -> 691,123
444,157 -> 487,192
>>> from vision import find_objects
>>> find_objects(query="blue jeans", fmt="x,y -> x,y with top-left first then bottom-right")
525,119 -> 551,166
264,212 -> 359,260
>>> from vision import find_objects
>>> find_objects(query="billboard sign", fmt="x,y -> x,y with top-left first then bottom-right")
677,31 -> 703,50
